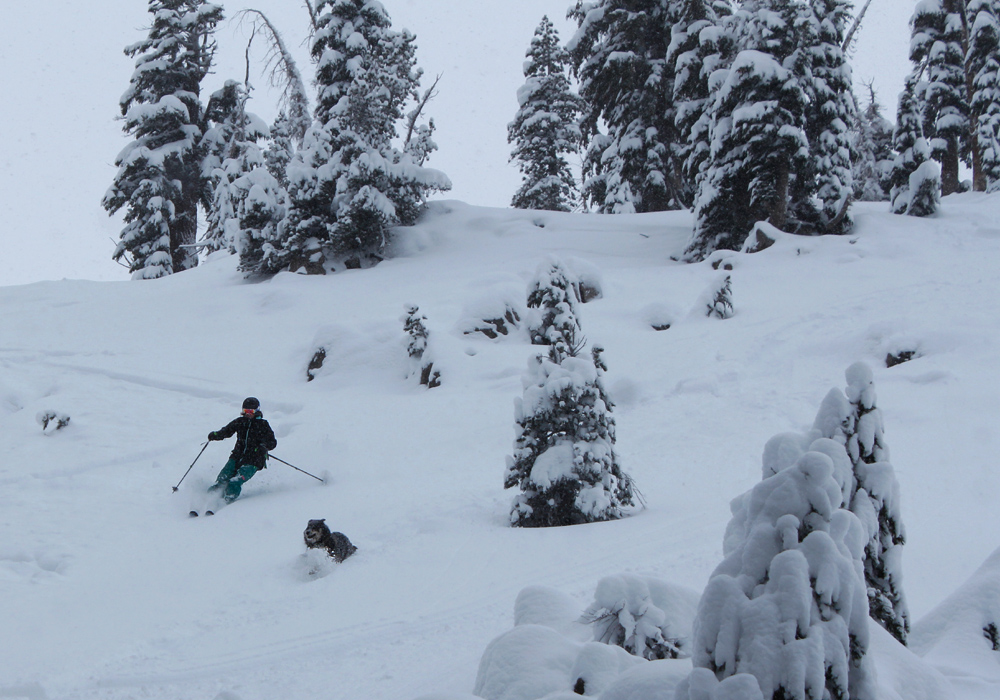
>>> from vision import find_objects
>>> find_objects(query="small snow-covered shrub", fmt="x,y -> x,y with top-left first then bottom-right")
473,623 -> 643,700
885,349 -> 919,367
674,668 -> 763,700
403,305 -> 441,388
581,574 -> 698,660
458,292 -> 524,340
37,411 -> 70,434
705,275 -> 733,319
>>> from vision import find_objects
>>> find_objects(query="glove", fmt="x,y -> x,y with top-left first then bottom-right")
208,431 -> 220,441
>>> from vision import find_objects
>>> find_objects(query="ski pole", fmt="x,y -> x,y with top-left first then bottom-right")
269,454 -> 325,483
172,442 -> 209,492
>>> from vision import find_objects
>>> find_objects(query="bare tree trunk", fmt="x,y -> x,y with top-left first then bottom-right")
842,0 -> 875,52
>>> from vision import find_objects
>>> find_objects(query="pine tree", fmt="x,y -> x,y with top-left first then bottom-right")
810,363 -> 910,645
968,0 -> 1000,191
693,450 -> 876,700
526,260 -> 584,349
201,82 -> 269,251
265,111 -> 295,189
281,0 -> 450,273
797,0 -> 858,234
684,44 -> 809,261
842,363 -> 910,645
669,0 -> 735,193
909,0 -> 970,196
403,304 -> 440,388
504,338 -> 635,528
888,76 -> 940,216
852,84 -> 895,202
508,16 -> 584,212
103,0 -> 223,279
569,0 -> 684,213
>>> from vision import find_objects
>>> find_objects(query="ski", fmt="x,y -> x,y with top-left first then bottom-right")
189,509 -> 216,518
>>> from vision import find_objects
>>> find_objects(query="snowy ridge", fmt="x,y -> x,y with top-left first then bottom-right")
4,196 -> 1000,699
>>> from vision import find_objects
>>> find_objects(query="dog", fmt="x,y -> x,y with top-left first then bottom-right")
303,519 -> 357,563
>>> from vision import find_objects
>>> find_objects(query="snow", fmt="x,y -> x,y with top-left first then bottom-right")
3,194 -> 1000,698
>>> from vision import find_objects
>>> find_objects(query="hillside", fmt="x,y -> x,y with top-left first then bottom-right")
3,198 -> 1000,700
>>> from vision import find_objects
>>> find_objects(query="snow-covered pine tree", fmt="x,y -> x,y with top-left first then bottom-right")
669,0 -> 735,194
568,0 -> 685,213
909,0 -> 970,196
103,0 -> 223,279
888,76 -> 940,216
281,0 -> 450,273
508,16 -> 584,212
526,260 -> 584,349
852,84 -> 895,202
968,0 -> 1000,192
796,0 -> 857,235
504,337 -> 635,528
842,362 -> 910,644
705,274 -> 733,319
692,450 -> 877,700
265,111 -> 295,189
810,363 -> 910,645
403,304 -> 440,388
684,44 -> 810,261
201,82 -> 269,250
199,82 -> 288,275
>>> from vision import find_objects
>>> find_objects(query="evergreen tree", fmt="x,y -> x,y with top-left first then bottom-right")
403,304 -> 441,388
682,0 -> 859,260
968,0 -> 1000,191
526,260 -> 584,349
842,363 -> 910,644
568,0 -> 684,213
508,16 -> 584,212
103,0 -> 223,279
797,0 -> 858,234
504,338 -> 635,528
265,111 -> 295,189
811,363 -> 910,645
852,84 -> 895,202
201,81 -> 269,251
669,0 -> 736,193
693,450 -> 876,700
909,0 -> 970,196
281,0 -> 450,273
888,76 -> 940,216
684,45 -> 809,261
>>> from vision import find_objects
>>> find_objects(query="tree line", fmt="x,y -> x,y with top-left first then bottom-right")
105,0 -> 1000,280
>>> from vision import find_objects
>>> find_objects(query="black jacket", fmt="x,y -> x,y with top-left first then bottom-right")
211,411 -> 277,469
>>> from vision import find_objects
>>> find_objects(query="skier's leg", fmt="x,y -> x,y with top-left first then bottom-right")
223,464 -> 259,503
209,459 -> 237,493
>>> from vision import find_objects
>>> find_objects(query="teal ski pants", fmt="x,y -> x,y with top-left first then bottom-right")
210,459 -> 259,503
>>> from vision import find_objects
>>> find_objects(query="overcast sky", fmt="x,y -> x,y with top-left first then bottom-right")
0,0 -> 913,287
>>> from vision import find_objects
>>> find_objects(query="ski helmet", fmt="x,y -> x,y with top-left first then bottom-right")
242,397 -> 260,411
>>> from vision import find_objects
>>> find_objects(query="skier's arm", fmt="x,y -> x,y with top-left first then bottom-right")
209,418 -> 240,441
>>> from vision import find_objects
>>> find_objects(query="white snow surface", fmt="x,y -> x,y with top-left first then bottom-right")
4,195 -> 1000,699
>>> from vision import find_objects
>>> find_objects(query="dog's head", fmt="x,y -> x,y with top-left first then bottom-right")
304,519 -> 331,547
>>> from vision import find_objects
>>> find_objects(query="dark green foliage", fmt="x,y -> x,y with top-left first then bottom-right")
509,17 -> 584,211
103,0 -> 223,278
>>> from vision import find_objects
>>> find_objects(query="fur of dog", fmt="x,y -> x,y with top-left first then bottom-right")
303,519 -> 357,563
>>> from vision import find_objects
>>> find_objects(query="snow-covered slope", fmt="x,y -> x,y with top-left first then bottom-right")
3,198 -> 1000,699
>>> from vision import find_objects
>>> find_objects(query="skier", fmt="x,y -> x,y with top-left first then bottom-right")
207,397 -> 277,504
